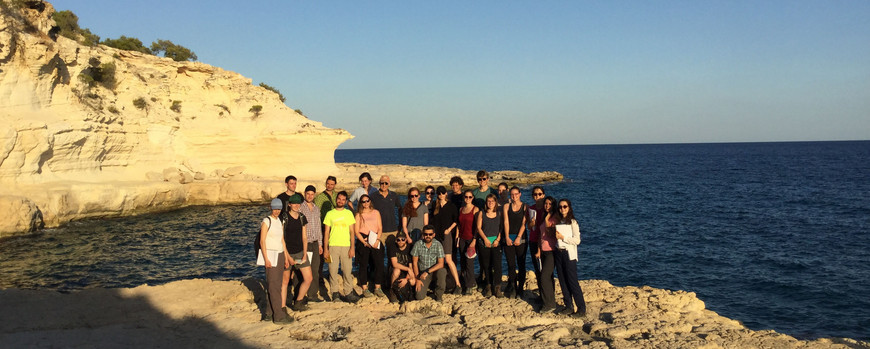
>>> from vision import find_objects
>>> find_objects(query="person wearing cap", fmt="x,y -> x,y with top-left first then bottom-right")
348,172 -> 378,211
260,198 -> 293,324
300,185 -> 326,302
412,225 -> 447,301
387,230 -> 415,303
282,194 -> 312,311
323,191 -> 360,302
430,186 -> 462,294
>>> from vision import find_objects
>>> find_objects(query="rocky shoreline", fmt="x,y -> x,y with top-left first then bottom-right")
1,275 -> 865,348
0,163 -> 562,238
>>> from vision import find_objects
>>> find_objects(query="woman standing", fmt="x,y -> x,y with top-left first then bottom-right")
423,185 -> 436,212
536,196 -> 558,313
552,199 -> 586,317
283,195 -> 313,311
260,198 -> 293,323
457,189 -> 479,294
430,186 -> 462,294
476,193 -> 503,298
354,194 -> 386,298
502,186 -> 528,299
402,187 -> 428,243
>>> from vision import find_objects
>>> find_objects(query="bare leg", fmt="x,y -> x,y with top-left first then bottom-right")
282,269 -> 290,306
296,267 -> 313,301
445,254 -> 461,286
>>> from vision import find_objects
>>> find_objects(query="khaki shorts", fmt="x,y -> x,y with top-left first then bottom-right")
381,230 -> 398,245
287,252 -> 311,269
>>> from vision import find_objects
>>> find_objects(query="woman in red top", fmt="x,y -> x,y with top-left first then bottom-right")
457,189 -> 479,294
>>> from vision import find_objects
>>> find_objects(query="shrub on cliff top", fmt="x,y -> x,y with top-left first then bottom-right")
150,39 -> 197,62
133,97 -> 147,110
258,83 -> 285,103
249,105 -> 263,119
52,10 -> 100,45
101,35 -> 150,54
77,59 -> 116,90
170,100 -> 182,113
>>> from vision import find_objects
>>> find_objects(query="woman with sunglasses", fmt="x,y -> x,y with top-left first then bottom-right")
552,199 -> 586,317
457,189 -> 479,294
431,186 -> 462,294
353,194 -> 386,298
423,185 -> 436,213
402,187 -> 428,244
527,186 -> 546,295
502,186 -> 528,299
537,196 -> 558,313
476,193 -> 504,298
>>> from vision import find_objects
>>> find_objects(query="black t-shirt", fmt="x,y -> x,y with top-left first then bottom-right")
430,201 -> 458,242
387,242 -> 412,269
276,192 -> 303,221
283,213 -> 308,254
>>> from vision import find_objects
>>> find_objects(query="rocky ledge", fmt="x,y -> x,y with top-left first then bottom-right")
0,276 -> 865,348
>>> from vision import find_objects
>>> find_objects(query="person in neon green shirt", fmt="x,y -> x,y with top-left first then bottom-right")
323,191 -> 359,302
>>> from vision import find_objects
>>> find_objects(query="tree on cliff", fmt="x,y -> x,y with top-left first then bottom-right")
150,39 -> 198,62
101,35 -> 151,54
52,10 -> 100,46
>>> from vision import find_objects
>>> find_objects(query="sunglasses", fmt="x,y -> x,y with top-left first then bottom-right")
464,196 -> 473,199
560,205 -> 569,209
425,191 -> 434,195
477,178 -> 487,181
379,182 -> 389,185
533,193 -> 544,197
360,200 -> 370,203
397,238 -> 406,242
410,194 -> 419,198
422,233 -> 434,236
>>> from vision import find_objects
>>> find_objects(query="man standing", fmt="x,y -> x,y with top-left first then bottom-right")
300,185 -> 326,302
277,175 -> 303,221
370,175 -> 402,245
412,225 -> 447,301
314,176 -> 339,222
472,170 -> 497,210
348,172 -> 377,211
447,176 -> 465,210
322,191 -> 359,302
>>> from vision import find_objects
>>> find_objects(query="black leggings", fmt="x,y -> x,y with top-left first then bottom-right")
355,239 -> 384,288
478,240 -> 502,288
539,250 -> 557,308
503,242 -> 527,292
458,238 -> 476,289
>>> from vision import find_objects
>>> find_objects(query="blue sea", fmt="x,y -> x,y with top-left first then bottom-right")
1,141 -> 868,340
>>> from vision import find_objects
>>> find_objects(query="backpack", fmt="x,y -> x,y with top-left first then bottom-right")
254,217 -> 273,259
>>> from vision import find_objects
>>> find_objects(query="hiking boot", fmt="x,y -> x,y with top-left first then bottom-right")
273,315 -> 295,324
556,307 -> 574,316
332,292 -> 342,302
374,288 -> 387,298
291,300 -> 309,311
388,289 -> 399,303
482,286 -> 492,298
494,287 -> 504,298
539,305 -> 556,314
452,287 -> 462,295
572,309 -> 587,318
363,289 -> 374,298
463,288 -> 474,295
344,292 -> 360,303
434,293 -> 442,302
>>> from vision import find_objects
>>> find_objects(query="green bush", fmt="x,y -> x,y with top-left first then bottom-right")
258,83 -> 285,103
77,59 -> 116,89
170,100 -> 182,113
133,97 -> 147,110
52,10 -> 100,45
294,109 -> 303,115
101,36 -> 150,54
107,105 -> 119,114
249,105 -> 263,119
150,39 -> 197,62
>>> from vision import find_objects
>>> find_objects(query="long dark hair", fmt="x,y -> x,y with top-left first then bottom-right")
402,188 -> 420,218
556,199 -> 575,223
358,194 -> 372,213
543,196 -> 557,216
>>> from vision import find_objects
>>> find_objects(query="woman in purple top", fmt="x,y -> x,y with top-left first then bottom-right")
536,196 -> 558,313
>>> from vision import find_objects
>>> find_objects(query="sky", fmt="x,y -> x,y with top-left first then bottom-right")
50,1 -> 870,149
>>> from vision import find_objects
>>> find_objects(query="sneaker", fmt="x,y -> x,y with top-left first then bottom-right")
344,293 -> 360,303
332,292 -> 342,302
556,307 -> 574,316
363,289 -> 374,298
434,293 -> 443,302
374,288 -> 387,298
539,305 -> 556,313
388,290 -> 399,303
309,296 -> 324,303
482,286 -> 492,298
452,287 -> 462,295
463,288 -> 474,296
494,287 -> 504,298
273,316 -> 295,324
572,309 -> 587,318
291,301 -> 309,311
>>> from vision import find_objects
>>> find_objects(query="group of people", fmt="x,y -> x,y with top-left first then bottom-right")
257,171 -> 586,324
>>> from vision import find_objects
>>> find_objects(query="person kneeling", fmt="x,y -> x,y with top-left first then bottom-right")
412,225 -> 447,301
388,231 -> 416,303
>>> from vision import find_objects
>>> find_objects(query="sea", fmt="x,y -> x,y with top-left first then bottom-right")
1,141 -> 868,340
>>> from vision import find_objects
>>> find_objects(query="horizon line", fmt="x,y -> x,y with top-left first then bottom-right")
337,139 -> 870,151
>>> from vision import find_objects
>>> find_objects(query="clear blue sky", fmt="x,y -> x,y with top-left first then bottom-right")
52,0 -> 870,149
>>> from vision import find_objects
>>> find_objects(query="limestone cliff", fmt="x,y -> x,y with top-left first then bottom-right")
0,1 -> 352,236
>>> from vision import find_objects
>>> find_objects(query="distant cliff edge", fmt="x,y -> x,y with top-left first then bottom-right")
0,1 -> 353,236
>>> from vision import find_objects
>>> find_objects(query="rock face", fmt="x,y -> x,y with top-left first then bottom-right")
0,277 -> 865,348
0,1 -> 352,236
